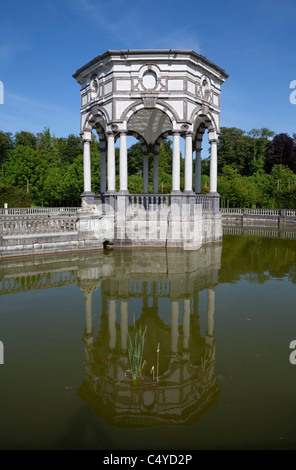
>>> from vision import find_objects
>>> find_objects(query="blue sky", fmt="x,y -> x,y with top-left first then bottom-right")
0,0 -> 296,140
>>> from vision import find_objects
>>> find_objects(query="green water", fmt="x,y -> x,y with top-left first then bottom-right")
0,234 -> 296,450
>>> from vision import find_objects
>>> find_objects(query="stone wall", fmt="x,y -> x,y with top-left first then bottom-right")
0,198 -> 222,258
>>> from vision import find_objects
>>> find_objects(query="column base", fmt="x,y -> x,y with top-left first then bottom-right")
105,190 -> 117,195
80,191 -> 94,197
117,190 -> 129,195
183,190 -> 194,195
171,190 -> 182,195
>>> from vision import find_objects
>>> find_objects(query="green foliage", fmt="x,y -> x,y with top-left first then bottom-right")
275,188 -> 296,209
218,127 -> 274,177
218,165 -> 260,207
0,125 -> 295,208
0,184 -> 32,208
1,146 -> 46,205
0,131 -> 14,167
128,322 -> 147,383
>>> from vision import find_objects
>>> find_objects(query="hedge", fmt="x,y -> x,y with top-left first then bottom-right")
0,184 -> 32,208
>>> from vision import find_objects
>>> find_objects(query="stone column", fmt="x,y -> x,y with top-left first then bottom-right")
108,299 -> 117,349
171,300 -> 179,354
183,298 -> 191,350
172,132 -> 181,193
143,152 -> 149,194
119,131 -> 128,193
207,288 -> 215,337
107,132 -> 116,193
184,132 -> 193,193
83,288 -> 93,337
195,141 -> 202,194
153,152 -> 159,194
100,145 -> 106,194
82,139 -> 93,195
120,300 -> 128,351
209,139 -> 218,194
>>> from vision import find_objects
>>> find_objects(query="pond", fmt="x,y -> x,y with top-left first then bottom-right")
0,233 -> 296,450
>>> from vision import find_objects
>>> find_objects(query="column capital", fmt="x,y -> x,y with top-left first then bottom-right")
172,130 -> 181,136
185,131 -> 194,137
82,137 -> 91,144
209,138 -> 219,144
106,131 -> 115,137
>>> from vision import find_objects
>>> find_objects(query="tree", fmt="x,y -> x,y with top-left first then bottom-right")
14,131 -> 37,150
2,146 -> 46,205
0,131 -> 14,167
247,128 -> 274,174
218,165 -> 260,208
217,127 -> 253,176
265,133 -> 296,173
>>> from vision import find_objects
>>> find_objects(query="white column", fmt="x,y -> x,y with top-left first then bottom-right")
108,299 -> 117,349
184,132 -> 193,193
171,300 -> 179,353
210,139 -> 218,193
172,132 -> 181,193
107,132 -> 116,193
207,288 -> 215,336
120,300 -> 128,351
100,146 -> 106,194
195,142 -> 202,194
119,132 -> 128,193
183,298 -> 190,350
83,139 -> 92,194
153,152 -> 159,194
143,153 -> 149,194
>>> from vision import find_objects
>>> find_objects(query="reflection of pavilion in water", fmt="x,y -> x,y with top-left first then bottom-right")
78,245 -> 222,428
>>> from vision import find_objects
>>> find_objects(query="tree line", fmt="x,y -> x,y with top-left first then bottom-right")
0,127 -> 296,208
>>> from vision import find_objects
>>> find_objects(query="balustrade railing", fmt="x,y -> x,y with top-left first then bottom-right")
221,208 -> 296,216
127,194 -> 220,212
0,207 -> 80,216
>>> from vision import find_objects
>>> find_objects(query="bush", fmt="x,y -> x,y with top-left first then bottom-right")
0,184 -> 32,208
275,188 -> 296,209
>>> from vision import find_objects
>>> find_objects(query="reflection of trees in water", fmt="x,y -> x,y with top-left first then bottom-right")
220,235 -> 296,283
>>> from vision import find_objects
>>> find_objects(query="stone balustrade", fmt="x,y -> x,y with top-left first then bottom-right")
0,215 -> 78,236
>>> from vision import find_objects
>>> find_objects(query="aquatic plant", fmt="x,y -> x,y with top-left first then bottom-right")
127,322 -> 147,383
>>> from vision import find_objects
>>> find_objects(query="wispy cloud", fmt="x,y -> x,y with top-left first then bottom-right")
67,0 -> 201,52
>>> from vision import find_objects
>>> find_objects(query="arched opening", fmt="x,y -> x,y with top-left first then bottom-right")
126,108 -> 174,194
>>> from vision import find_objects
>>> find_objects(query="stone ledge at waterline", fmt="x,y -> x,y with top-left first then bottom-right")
0,207 -> 222,258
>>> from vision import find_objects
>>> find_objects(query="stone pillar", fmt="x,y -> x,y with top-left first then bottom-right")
107,132 -> 116,193
120,300 -> 128,351
108,298 -> 117,349
172,132 -> 181,193
84,289 -> 93,336
82,139 -> 93,195
195,141 -> 202,194
143,152 -> 149,194
153,152 -> 159,194
183,298 -> 191,350
207,288 -> 215,336
209,139 -> 218,194
100,145 -> 106,194
119,131 -> 128,193
171,300 -> 179,353
184,132 -> 193,193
